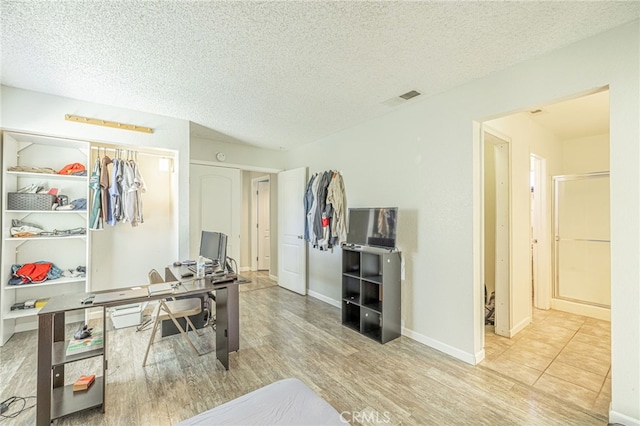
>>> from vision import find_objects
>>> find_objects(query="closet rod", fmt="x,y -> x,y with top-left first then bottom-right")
90,146 -> 174,159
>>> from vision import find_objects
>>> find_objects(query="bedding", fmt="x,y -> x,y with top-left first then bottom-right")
177,378 -> 345,425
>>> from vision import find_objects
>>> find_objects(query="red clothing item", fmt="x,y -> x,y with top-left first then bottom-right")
58,163 -> 86,175
15,262 -> 52,283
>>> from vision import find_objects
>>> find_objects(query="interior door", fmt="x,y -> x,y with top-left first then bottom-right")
257,180 -> 270,270
189,164 -> 241,266
278,167 -> 307,295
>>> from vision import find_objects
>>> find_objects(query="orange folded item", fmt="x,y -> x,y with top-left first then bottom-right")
58,163 -> 86,175
73,374 -> 96,391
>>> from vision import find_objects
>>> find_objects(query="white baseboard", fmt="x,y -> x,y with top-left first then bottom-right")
474,348 -> 486,364
402,327 -> 476,365
609,409 -> 640,426
551,298 -> 610,321
308,290 -> 341,308
239,266 -> 251,272
269,273 -> 278,282
510,315 -> 531,337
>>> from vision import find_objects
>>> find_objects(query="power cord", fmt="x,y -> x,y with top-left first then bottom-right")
0,396 -> 36,421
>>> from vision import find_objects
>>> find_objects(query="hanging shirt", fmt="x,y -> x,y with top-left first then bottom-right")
313,171 -> 333,247
89,158 -> 103,230
121,160 -> 136,225
108,158 -> 121,226
307,174 -> 321,246
132,160 -> 146,225
326,172 -> 347,246
100,155 -> 113,224
303,174 -> 316,242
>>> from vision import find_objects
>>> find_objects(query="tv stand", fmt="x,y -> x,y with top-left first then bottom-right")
341,246 -> 401,343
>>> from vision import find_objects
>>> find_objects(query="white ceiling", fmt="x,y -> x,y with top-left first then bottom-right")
1,2 -> 637,150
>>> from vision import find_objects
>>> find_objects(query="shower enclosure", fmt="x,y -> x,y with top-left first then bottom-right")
553,172 -> 610,308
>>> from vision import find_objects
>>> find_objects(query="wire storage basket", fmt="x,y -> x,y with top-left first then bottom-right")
7,193 -> 57,210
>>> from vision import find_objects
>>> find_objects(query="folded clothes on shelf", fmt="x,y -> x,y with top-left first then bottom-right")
8,261 -> 63,285
8,165 -> 57,174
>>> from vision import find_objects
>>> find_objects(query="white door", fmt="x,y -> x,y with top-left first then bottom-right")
278,167 -> 307,295
257,180 -> 270,270
190,164 -> 241,265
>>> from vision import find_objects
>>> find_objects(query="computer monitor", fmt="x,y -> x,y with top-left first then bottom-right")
199,231 -> 228,273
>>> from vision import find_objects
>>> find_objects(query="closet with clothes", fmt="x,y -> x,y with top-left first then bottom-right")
88,144 -> 177,292
304,170 -> 347,251
89,147 -> 147,230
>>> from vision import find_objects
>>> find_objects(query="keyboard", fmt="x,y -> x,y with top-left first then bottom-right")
188,264 -> 224,276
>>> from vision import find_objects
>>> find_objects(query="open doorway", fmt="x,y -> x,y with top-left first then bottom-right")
479,89 -> 611,417
251,175 -> 271,272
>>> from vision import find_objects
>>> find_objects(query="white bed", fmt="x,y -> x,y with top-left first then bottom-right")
177,378 -> 345,425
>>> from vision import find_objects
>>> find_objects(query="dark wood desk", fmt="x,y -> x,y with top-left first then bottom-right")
164,265 -> 247,365
36,273 -> 247,426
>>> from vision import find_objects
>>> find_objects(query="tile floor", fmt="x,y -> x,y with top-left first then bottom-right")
482,308 -> 611,417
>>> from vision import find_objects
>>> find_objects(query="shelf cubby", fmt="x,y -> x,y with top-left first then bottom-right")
341,246 -> 401,343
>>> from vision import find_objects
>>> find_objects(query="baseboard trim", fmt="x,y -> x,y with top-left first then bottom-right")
269,273 -> 278,282
510,315 -> 531,337
551,298 -> 611,321
402,327 -> 476,365
609,409 -> 640,426
308,290 -> 341,308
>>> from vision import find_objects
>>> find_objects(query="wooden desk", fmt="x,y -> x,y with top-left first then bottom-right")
36,273 -> 247,426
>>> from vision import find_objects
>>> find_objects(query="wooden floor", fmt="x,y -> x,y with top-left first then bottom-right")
0,272 -> 609,425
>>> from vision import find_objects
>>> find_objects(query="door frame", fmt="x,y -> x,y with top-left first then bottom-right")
530,153 -> 551,310
251,175 -> 271,272
483,126 -> 512,338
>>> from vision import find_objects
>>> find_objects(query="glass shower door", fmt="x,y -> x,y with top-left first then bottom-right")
554,173 -> 610,307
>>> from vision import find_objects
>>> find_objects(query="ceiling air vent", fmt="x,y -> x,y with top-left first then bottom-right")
399,90 -> 421,100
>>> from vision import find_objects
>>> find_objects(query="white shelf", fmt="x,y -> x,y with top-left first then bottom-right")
1,131 -> 91,347
4,276 -> 86,290
4,235 -> 87,242
4,307 -> 42,319
5,171 -> 87,181
5,210 -> 87,214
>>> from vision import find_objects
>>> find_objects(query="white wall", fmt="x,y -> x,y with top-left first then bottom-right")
561,133 -> 609,174
191,136 -> 285,171
285,21 -> 639,423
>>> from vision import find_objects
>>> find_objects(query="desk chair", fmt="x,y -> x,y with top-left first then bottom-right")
142,270 -> 204,367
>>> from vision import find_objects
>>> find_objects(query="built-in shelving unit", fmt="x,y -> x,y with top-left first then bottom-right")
341,246 -> 401,343
1,131 -> 90,345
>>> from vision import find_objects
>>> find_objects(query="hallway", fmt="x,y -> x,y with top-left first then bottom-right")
482,308 -> 611,417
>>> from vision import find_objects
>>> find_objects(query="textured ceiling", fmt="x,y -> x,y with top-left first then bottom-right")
1,2 -> 637,150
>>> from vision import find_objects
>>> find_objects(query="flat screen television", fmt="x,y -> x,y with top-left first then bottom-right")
346,207 -> 398,249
